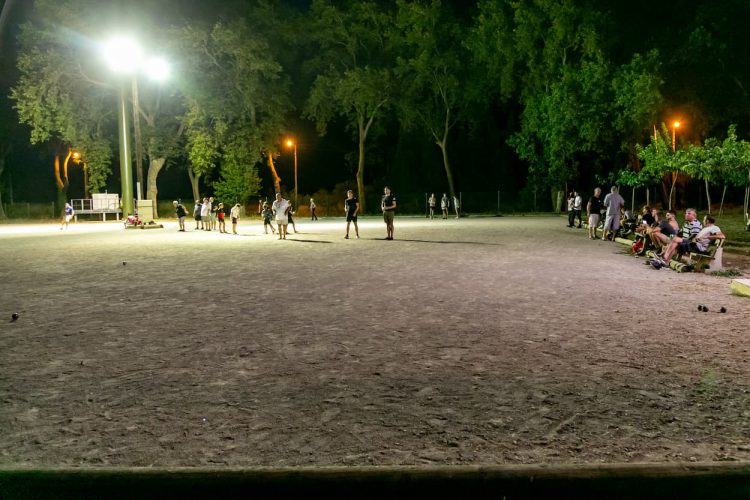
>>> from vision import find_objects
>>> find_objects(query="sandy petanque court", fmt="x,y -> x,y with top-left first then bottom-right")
0,215 -> 749,467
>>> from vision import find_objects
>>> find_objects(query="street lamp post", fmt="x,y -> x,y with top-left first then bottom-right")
116,83 -> 134,216
286,139 -> 298,210
672,121 -> 680,152
102,37 -> 170,218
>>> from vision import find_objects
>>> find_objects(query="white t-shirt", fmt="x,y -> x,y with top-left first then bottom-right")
694,225 -> 721,252
272,199 -> 289,223
230,206 -> 240,219
201,202 -> 211,217
574,195 -> 582,210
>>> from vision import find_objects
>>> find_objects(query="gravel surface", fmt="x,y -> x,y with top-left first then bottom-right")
1,216 -> 749,466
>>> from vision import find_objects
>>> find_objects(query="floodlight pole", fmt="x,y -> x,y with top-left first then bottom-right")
117,83 -> 134,216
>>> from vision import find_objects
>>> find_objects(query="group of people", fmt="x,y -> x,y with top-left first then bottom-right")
427,193 -> 460,219
170,187 -> 398,241
568,186 -> 627,241
635,206 -> 725,269
569,185 -> 726,270
172,198 -> 242,235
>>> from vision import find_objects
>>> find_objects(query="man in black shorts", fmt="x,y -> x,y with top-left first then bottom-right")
344,190 -> 359,239
381,186 -> 397,240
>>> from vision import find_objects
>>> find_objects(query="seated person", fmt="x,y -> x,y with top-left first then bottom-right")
654,211 -> 720,268
635,205 -> 655,235
647,209 -> 678,253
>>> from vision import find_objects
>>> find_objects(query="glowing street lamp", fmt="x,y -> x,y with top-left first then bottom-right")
286,138 -> 298,210
672,121 -> 681,152
101,36 -> 170,216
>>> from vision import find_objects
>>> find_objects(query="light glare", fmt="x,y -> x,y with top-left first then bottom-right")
144,56 -> 170,82
102,36 -> 143,73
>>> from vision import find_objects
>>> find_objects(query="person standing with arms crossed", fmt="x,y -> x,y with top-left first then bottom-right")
310,198 -> 318,221
344,189 -> 360,239
428,193 -> 436,219
441,193 -> 449,219
381,186 -> 397,240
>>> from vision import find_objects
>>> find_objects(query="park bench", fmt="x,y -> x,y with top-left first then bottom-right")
685,238 -> 725,272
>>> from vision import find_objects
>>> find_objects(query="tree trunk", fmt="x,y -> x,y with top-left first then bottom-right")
437,140 -> 456,202
146,157 -> 166,218
357,117 -> 367,213
646,186 -> 650,206
705,179 -> 712,214
188,168 -> 201,202
132,79 -> 144,199
719,185 -> 727,218
267,154 -> 281,194
668,172 -> 677,210
631,187 -> 635,213
0,154 -> 5,219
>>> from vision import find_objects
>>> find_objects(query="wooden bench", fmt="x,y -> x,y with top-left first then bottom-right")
686,238 -> 725,273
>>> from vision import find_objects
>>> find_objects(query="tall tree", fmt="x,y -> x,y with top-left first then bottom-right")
11,0 -> 115,212
303,0 -> 394,212
394,0 -> 471,202
175,20 -> 291,205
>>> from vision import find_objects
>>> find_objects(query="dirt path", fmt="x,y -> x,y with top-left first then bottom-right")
1,216 -> 749,466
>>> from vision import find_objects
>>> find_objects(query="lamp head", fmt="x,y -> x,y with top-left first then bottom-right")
102,36 -> 143,73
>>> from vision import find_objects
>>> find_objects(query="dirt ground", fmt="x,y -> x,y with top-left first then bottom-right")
1,215 -> 749,467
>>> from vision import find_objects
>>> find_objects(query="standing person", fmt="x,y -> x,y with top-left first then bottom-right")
193,200 -> 202,230
586,188 -> 603,239
173,200 -> 187,232
60,202 -> 74,230
310,198 -> 318,221
602,186 -> 625,241
272,193 -> 290,239
230,203 -> 241,235
200,197 -> 211,231
453,194 -> 460,219
217,203 -> 227,233
287,203 -> 298,234
381,186 -> 397,240
566,192 -> 576,227
344,189 -> 360,239
209,196 -> 218,230
428,193 -> 436,219
573,191 -> 583,228
261,202 -> 276,235
441,193 -> 449,219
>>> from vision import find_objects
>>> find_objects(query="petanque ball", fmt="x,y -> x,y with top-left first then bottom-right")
720,307 -> 727,313
697,304 -> 703,311
701,305 -> 709,312
122,261 -> 126,266
11,313 -> 19,321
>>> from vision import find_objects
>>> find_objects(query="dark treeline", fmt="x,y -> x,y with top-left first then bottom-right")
2,0 -> 750,216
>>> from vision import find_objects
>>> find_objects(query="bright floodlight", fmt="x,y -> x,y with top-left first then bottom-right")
102,36 -> 143,73
143,56 -> 170,82
286,139 -> 294,147
673,121 -> 681,128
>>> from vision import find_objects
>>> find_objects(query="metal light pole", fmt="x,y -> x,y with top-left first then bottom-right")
286,139 -> 298,210
117,83 -> 134,216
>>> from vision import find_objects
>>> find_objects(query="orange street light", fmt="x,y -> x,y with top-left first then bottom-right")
672,121 -> 681,152
285,138 -> 298,210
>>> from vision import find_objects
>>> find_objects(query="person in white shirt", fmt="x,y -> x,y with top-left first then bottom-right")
272,193 -> 290,240
230,203 -> 241,235
200,197 -> 211,231
573,191 -> 583,228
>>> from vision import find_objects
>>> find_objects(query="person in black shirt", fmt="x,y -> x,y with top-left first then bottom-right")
381,186 -> 397,240
344,190 -> 360,239
173,200 -> 187,232
586,187 -> 603,239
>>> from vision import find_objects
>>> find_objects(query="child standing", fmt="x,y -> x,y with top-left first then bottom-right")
230,203 -> 241,235
217,203 -> 226,233
261,202 -> 276,234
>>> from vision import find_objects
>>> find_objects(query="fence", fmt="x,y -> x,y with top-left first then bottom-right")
1,202 -> 57,219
